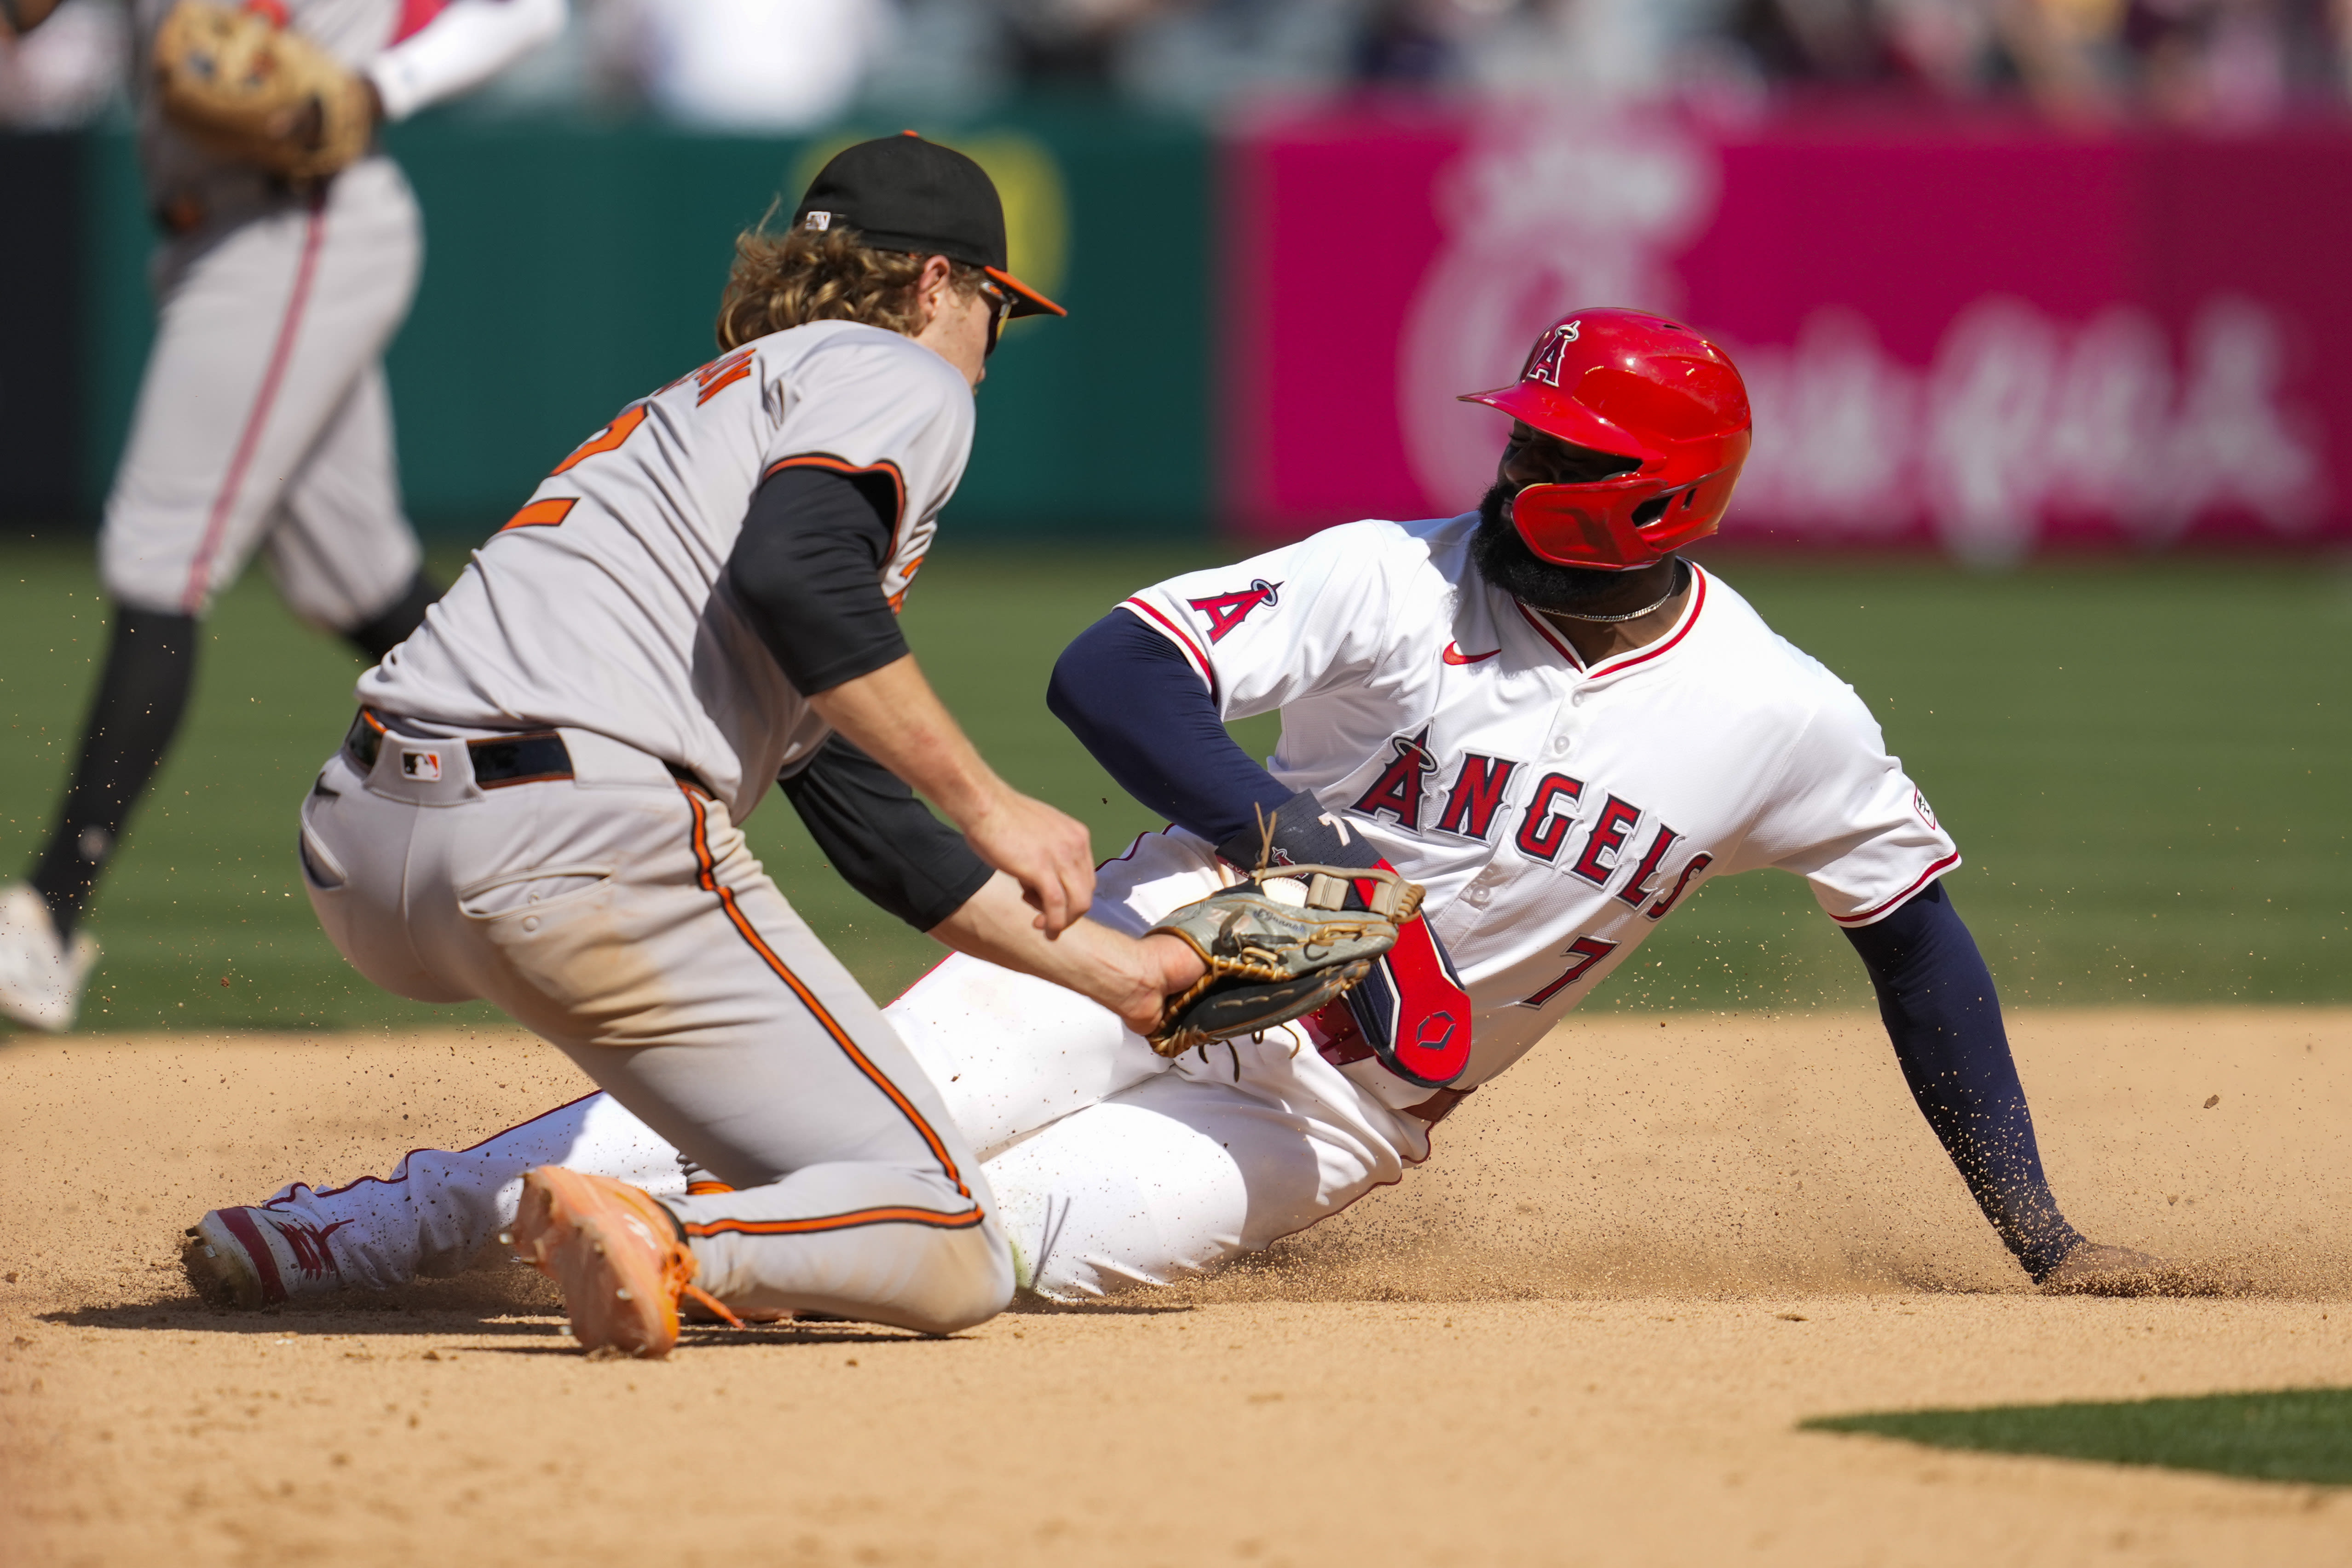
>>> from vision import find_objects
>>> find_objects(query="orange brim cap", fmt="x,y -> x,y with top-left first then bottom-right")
987,266 -> 1066,319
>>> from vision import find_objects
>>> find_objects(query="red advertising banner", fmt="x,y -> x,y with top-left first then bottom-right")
1224,105 -> 2352,559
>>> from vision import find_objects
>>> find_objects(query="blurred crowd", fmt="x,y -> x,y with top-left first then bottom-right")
6,0 -> 2351,129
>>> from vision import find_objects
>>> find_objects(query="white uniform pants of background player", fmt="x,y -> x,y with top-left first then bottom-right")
102,156 -> 424,627
297,724 -> 1010,1334
261,829 -> 1435,1302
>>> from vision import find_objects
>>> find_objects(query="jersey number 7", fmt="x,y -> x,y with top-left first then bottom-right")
1515,937 -> 1619,1009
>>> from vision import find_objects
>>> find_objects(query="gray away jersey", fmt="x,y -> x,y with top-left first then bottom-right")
362,321 -> 974,822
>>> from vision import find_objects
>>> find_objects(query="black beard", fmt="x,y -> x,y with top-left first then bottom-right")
1470,483 -> 1671,614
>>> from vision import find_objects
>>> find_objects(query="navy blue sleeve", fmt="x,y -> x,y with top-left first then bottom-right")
1842,882 -> 2084,1280
1046,611 -> 1297,852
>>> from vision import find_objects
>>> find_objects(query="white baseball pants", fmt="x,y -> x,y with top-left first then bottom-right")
266,827 -> 1433,1302
298,724 -> 1011,1334
102,156 -> 424,628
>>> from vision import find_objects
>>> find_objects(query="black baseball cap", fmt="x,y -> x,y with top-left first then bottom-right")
793,132 -> 1066,319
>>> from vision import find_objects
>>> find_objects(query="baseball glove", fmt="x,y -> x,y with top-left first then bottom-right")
1144,865 -> 1419,1059
153,1 -> 374,183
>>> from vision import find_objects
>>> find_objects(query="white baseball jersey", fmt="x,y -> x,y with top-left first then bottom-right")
361,321 -> 974,823
1122,514 -> 1959,1088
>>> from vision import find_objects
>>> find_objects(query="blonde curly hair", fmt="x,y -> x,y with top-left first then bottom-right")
714,218 -> 989,350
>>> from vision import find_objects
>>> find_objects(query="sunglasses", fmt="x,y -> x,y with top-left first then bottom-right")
981,281 -> 1012,358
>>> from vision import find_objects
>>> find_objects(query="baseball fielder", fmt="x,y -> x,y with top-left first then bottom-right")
180,134 -> 1307,1356
0,0 -> 566,1032
187,309 -> 2171,1312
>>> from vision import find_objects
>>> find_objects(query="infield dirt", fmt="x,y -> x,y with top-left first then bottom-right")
3,1006 -> 2346,1566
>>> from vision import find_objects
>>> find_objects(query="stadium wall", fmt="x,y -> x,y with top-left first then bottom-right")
8,106 -> 2352,554
46,106 -> 1213,542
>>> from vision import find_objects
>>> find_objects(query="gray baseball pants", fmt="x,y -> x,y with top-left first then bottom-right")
297,721 -> 1012,1335
103,156 -> 425,627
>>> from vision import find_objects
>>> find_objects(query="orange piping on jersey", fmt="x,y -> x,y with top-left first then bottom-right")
680,1205 -> 990,1239
674,782 -> 975,1202
1827,850 -> 1963,926
552,404 -> 651,476
761,453 -> 907,526
887,554 -> 926,613
762,453 -> 916,591
500,497 -> 577,531
1121,598 -> 1218,703
686,1181 -> 737,1196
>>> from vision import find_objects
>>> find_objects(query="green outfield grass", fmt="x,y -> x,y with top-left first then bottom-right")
0,542 -> 2346,1033
1802,1388 -> 2352,1487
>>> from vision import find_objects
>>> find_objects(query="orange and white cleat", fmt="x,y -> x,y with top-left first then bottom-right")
503,1166 -> 739,1358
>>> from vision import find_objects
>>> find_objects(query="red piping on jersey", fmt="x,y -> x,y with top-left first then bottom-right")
181,191 -> 329,613
1121,598 -> 1217,701
1511,565 -> 1710,679
1827,850 -> 1963,926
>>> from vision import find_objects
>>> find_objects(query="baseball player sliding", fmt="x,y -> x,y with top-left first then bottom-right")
0,0 -> 567,1032
187,309 -> 2174,1323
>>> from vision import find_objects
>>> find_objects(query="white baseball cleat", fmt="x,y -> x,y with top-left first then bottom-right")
0,884 -> 99,1033
183,1205 -> 353,1309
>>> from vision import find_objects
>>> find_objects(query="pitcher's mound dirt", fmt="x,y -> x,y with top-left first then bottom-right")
2,1007 -> 2346,1566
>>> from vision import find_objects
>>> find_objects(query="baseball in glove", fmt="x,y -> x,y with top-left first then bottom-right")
1144,864 -> 1419,1059
153,1 -> 375,183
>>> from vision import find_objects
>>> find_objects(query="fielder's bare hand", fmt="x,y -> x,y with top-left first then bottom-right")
959,787 -> 1096,934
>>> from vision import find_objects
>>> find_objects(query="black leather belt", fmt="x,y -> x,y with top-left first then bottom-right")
343,709 -> 571,790
342,709 -> 712,794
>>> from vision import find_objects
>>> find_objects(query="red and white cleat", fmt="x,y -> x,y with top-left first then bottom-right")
183,1205 -> 352,1308
504,1166 -> 738,1358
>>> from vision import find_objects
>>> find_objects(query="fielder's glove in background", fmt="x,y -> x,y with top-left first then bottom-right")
1145,865 -> 1411,1058
155,1 -> 374,182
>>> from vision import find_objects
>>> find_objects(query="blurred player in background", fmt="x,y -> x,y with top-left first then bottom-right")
0,0 -> 568,1032
186,309 -> 2177,1312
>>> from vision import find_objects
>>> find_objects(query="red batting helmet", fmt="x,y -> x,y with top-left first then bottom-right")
1459,308 -> 1752,571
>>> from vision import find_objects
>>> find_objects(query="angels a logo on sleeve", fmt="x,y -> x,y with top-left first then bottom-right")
1186,579 -> 1281,643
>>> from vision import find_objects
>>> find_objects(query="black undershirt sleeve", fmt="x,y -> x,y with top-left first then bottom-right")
1842,882 -> 2085,1280
726,465 -> 909,696
778,734 -> 993,932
